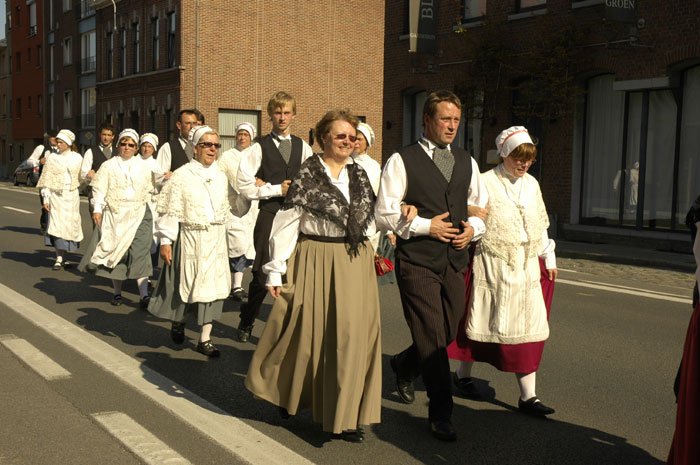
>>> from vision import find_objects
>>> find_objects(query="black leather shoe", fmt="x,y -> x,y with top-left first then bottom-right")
390,355 -> 415,404
518,397 -> 555,416
331,429 -> 365,443
170,322 -> 185,344
430,420 -> 457,442
139,296 -> 151,311
452,372 -> 483,400
230,287 -> 248,301
111,294 -> 122,306
278,406 -> 291,419
237,322 -> 253,343
196,339 -> 220,357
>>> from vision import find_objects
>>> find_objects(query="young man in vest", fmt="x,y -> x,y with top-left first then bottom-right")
375,90 -> 487,442
80,123 -> 117,218
27,129 -> 59,231
235,91 -> 313,342
157,109 -> 200,181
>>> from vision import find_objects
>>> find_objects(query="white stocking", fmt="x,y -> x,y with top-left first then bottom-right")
516,372 -> 537,401
136,277 -> 149,298
55,250 -> 65,263
232,271 -> 244,289
112,279 -> 123,296
200,323 -> 213,342
456,361 -> 474,379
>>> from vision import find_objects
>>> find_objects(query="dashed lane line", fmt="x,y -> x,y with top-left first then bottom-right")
0,334 -> 71,380
557,278 -> 692,305
92,412 -> 192,465
3,206 -> 33,214
0,282 -> 314,465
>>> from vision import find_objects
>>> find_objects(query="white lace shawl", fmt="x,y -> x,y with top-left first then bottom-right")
156,161 -> 231,229
478,166 -> 549,269
36,151 -> 82,191
91,156 -> 154,214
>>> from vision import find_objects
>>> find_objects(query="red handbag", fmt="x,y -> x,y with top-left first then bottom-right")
374,254 -> 394,276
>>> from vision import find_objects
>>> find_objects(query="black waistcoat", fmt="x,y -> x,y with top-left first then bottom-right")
169,137 -> 190,171
256,134 -> 303,214
395,142 -> 473,274
91,143 -> 114,171
38,145 -> 54,175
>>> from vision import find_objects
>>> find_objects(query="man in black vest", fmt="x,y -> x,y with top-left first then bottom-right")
236,91 -> 313,342
376,90 -> 487,441
80,123 -> 116,218
156,109 -> 199,181
27,129 -> 59,231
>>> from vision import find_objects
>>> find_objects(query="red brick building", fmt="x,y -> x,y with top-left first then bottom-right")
0,38 -> 13,177
93,0 -> 385,158
382,0 -> 700,250
9,0 -> 45,160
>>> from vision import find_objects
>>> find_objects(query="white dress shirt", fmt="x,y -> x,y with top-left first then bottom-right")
156,137 -> 193,174
375,136 -> 487,240
80,144 -> 113,182
28,144 -> 57,167
237,132 -> 314,200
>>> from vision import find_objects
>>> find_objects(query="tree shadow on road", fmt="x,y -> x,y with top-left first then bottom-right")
2,249 -> 61,269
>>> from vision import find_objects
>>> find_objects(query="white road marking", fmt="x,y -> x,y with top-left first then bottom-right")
557,278 -> 692,304
0,283 -> 314,465
557,268 -> 579,273
92,412 -> 192,465
3,206 -> 32,214
578,279 -> 690,298
0,334 -> 71,380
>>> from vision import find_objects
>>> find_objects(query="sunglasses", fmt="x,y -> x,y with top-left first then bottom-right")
119,142 -> 136,148
198,142 -> 221,149
333,134 -> 357,143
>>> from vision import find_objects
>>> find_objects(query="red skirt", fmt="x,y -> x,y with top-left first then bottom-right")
446,249 -> 555,373
667,300 -> 700,465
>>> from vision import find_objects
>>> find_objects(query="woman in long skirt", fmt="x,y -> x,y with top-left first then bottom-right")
245,110 -> 382,442
37,129 -> 83,270
667,194 -> 700,465
137,133 -> 163,285
78,129 -> 155,308
448,126 -> 558,416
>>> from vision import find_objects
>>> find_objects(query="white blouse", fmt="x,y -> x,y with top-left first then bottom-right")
263,157 -> 376,287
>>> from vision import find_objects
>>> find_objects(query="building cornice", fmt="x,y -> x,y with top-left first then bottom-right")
96,66 -> 184,86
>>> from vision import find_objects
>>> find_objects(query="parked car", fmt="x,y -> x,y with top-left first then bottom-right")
13,160 -> 40,187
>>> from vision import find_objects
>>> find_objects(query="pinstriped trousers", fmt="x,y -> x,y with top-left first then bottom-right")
393,259 -> 466,422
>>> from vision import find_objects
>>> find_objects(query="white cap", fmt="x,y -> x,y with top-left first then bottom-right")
357,122 -> 375,148
118,128 -> 140,145
188,125 -> 218,146
139,133 -> 159,149
56,129 -> 76,146
235,122 -> 256,140
495,126 -> 533,158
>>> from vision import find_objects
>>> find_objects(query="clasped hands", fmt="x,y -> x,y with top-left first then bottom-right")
400,204 -> 473,251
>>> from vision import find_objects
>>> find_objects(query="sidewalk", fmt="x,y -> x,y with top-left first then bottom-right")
556,240 -> 696,274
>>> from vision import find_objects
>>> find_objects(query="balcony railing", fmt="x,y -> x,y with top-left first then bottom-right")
80,56 -> 96,74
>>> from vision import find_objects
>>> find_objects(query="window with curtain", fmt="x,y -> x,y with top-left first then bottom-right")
167,12 -> 176,67
462,0 -> 486,21
677,66 -> 700,229
580,74 -> 625,224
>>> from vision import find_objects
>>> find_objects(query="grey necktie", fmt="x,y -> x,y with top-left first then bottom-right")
278,139 -> 291,164
103,145 -> 112,159
433,147 -> 454,182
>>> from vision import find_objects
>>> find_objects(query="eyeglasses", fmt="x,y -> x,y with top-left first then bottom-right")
198,142 -> 221,149
333,134 -> 358,143
119,142 -> 136,148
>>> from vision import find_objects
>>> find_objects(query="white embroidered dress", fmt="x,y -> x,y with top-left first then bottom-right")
155,160 -> 234,303
467,163 -> 556,344
89,155 -> 155,268
37,150 -> 84,243
218,146 -> 259,259
138,154 -> 165,244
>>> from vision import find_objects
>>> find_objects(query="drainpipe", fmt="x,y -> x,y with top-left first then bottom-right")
110,0 -> 117,30
195,0 -> 200,109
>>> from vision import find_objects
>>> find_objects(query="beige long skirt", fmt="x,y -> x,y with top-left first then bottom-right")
245,238 -> 382,434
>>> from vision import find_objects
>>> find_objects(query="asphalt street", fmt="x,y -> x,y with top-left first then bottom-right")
0,181 -> 694,465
